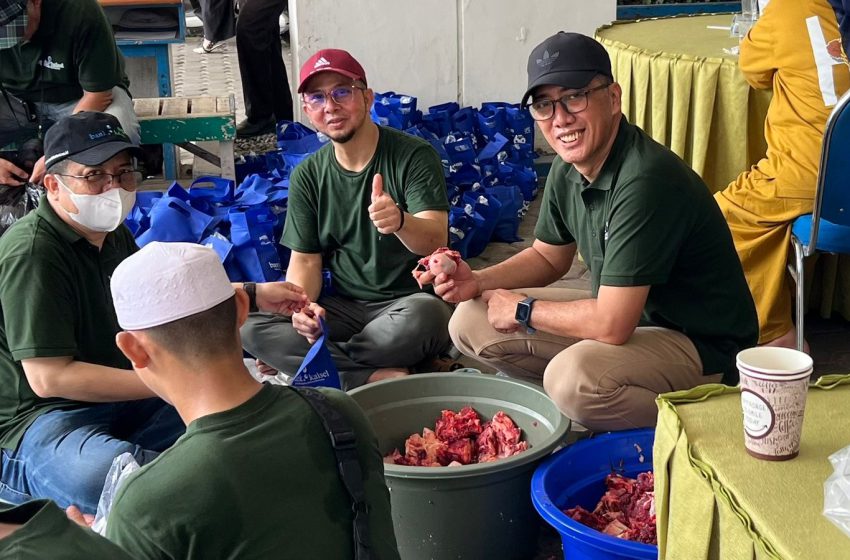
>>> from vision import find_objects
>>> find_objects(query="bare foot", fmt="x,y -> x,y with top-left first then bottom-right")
761,327 -> 810,354
255,359 -> 278,376
367,368 -> 410,384
65,505 -> 94,527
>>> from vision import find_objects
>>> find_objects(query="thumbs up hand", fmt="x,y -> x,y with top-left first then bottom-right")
368,173 -> 404,234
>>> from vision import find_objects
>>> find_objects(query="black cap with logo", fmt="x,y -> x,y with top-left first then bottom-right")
43,112 -> 142,169
521,32 -> 614,106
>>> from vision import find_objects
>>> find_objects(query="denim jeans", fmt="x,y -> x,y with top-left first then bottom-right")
0,398 -> 184,514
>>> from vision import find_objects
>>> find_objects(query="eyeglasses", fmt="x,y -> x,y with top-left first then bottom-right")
54,170 -> 144,194
526,83 -> 611,121
302,84 -> 365,111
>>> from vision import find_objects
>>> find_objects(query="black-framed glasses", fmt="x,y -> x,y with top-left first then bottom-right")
55,170 -> 144,194
302,84 -> 365,111
526,83 -> 611,121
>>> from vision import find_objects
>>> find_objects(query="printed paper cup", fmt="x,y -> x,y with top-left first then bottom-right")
736,347 -> 813,461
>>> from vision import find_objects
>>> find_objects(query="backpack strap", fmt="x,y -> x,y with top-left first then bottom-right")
292,387 -> 372,560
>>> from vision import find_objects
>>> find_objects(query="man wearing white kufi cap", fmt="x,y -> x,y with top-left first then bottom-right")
105,242 -> 399,560
0,111 -> 311,518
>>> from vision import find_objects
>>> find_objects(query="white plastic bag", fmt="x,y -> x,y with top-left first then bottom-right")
91,452 -> 141,536
824,444 -> 850,539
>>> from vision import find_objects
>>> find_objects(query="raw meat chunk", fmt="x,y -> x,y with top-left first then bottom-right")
384,407 -> 528,467
564,471 -> 657,545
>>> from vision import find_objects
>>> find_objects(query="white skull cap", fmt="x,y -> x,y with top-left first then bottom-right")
111,242 -> 235,330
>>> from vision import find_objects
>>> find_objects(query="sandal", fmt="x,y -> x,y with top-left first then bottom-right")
192,39 -> 224,54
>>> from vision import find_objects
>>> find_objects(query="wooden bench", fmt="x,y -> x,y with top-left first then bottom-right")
133,95 -> 236,181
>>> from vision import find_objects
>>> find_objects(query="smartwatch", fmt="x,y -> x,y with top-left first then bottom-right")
515,296 -> 537,334
243,282 -> 259,313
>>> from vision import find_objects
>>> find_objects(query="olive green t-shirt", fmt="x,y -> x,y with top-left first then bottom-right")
535,118 -> 758,383
283,126 -> 448,301
0,500 -> 134,559
0,199 -> 137,451
0,0 -> 129,104
106,384 -> 400,560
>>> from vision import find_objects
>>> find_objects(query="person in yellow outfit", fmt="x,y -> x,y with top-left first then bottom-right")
715,0 -> 850,349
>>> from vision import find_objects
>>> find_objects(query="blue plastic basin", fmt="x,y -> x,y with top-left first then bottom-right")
531,428 -> 657,560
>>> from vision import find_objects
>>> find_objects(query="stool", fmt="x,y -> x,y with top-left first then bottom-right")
133,95 -> 236,180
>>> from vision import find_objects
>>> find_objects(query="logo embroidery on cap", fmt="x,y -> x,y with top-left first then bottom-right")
537,50 -> 559,67
314,56 -> 330,69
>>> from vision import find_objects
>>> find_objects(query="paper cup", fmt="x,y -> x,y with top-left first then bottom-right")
736,347 -> 813,461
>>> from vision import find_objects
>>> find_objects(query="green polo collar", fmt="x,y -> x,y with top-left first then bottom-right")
34,196 -> 84,245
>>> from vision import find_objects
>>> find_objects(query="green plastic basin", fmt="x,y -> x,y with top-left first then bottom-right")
349,372 -> 570,559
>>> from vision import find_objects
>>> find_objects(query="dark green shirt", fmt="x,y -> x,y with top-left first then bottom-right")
0,199 -> 137,450
0,500 -> 134,559
106,384 -> 400,560
0,0 -> 129,104
283,126 -> 449,301
535,118 -> 758,383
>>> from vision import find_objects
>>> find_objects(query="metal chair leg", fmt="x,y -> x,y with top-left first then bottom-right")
792,240 -> 806,352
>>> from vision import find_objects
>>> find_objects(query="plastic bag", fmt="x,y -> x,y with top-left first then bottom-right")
291,318 -> 341,389
824,444 -> 850,539
0,183 -> 43,237
92,452 -> 140,536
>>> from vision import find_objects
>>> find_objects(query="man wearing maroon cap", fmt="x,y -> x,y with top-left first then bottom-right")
241,48 -> 454,389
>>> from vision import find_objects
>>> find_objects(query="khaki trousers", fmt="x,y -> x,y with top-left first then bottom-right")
449,288 -> 723,431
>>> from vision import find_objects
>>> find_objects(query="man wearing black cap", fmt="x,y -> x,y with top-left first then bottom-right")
0,111 -> 184,515
421,32 -> 759,431
0,0 -> 138,185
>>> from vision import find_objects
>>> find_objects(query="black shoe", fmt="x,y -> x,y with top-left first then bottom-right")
236,117 -> 276,138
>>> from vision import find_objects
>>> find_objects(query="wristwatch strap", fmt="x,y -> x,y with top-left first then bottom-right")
244,282 -> 259,313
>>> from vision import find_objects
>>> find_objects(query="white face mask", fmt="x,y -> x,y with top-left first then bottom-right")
57,178 -> 136,233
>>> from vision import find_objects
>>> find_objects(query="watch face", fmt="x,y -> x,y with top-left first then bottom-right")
516,301 -> 530,323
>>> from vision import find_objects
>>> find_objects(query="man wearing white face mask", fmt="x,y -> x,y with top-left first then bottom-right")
0,111 -> 186,516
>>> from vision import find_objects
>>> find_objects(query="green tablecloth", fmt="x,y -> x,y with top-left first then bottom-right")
596,13 -> 771,192
655,376 -> 850,559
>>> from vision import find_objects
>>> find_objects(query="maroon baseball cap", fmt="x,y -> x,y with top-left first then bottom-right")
298,48 -> 367,93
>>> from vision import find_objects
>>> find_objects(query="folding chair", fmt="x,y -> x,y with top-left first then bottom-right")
788,89 -> 850,351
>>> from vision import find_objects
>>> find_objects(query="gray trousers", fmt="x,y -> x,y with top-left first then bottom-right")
241,292 -> 454,389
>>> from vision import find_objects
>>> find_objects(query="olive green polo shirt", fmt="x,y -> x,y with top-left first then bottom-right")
283,125 -> 449,301
107,385 -> 400,560
535,118 -> 758,383
0,198 -> 137,451
0,0 -> 129,104
0,500 -> 135,559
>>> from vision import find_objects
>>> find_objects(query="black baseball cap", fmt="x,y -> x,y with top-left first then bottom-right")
44,112 -> 142,169
521,32 -> 614,106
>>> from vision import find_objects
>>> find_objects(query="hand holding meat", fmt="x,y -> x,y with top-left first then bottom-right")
255,281 -> 309,315
412,247 -> 461,288
368,173 -> 402,234
292,302 -> 325,344
481,289 -> 525,333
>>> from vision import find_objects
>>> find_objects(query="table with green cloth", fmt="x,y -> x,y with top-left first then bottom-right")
596,13 -> 850,323
654,375 -> 850,559
596,13 -> 771,192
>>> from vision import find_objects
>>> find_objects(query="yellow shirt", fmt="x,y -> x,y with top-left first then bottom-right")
740,0 -> 850,198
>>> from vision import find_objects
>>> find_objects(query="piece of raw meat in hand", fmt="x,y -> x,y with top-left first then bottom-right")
412,247 -> 462,288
